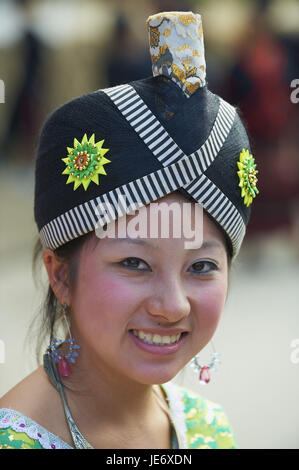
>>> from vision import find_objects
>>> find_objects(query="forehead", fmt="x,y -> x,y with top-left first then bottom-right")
88,192 -> 227,252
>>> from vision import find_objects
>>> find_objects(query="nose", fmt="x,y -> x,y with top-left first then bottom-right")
146,276 -> 191,324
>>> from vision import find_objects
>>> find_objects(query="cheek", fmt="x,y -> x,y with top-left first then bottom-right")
72,271 -> 141,334
195,280 -> 227,331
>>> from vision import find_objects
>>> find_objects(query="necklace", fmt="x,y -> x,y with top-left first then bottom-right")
152,384 -> 182,449
44,353 -> 181,449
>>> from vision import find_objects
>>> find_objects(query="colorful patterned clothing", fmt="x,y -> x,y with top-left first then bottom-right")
0,382 -> 237,449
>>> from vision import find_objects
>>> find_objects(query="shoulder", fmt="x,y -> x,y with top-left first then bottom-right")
0,367 -> 73,449
0,366 -> 59,419
163,382 -> 238,449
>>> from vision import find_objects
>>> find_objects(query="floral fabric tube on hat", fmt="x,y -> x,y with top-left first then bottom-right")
147,11 -> 206,97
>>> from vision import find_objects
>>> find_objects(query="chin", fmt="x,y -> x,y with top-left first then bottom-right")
131,367 -> 183,386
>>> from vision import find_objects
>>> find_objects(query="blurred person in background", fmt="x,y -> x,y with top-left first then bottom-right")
0,0 -> 45,167
105,12 -> 152,87
105,0 -> 194,87
224,0 -> 299,255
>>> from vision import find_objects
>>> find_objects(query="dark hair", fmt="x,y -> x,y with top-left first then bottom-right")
29,230 -> 97,366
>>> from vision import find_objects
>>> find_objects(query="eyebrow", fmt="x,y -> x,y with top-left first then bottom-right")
106,237 -> 223,251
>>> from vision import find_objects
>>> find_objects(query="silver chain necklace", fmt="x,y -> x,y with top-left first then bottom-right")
43,353 -> 180,449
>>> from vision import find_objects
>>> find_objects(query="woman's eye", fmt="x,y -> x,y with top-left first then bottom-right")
191,260 -> 218,274
119,258 -> 218,274
120,257 -> 149,270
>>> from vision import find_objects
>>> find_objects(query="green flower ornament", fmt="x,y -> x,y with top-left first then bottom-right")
62,133 -> 111,191
237,148 -> 259,207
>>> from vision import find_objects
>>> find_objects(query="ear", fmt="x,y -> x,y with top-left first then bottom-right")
43,249 -> 70,305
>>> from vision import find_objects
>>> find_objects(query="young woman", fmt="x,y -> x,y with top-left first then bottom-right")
0,11 -> 258,449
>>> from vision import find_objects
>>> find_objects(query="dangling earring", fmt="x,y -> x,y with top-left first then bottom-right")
189,340 -> 221,384
46,302 -> 80,377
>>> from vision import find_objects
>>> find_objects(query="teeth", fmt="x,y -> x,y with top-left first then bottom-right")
132,330 -> 182,346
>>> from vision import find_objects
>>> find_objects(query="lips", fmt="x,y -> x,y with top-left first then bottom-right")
129,329 -> 188,355
131,329 -> 182,346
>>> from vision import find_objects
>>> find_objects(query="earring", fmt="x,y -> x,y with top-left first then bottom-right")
189,340 -> 221,384
46,303 -> 80,377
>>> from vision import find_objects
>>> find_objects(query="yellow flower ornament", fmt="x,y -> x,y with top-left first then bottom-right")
237,148 -> 259,207
62,133 -> 110,191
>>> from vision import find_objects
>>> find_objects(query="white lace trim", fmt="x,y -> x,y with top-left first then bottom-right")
160,381 -> 188,449
0,408 -> 72,449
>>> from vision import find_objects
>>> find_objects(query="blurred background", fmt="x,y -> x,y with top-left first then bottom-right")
0,0 -> 298,449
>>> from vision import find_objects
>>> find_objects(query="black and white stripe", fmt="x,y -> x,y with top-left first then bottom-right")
40,154 -> 196,251
40,83 -> 245,257
104,84 -> 185,166
184,174 -> 245,251
103,84 -> 244,254
103,84 -> 235,170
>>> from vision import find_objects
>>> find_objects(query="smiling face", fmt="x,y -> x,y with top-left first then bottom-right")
63,193 -> 229,386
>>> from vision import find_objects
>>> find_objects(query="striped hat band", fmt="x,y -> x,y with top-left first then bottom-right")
39,83 -> 245,257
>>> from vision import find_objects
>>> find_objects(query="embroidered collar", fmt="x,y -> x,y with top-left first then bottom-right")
0,408 -> 72,449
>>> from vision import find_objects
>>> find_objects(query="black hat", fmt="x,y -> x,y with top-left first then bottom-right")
34,11 -> 258,259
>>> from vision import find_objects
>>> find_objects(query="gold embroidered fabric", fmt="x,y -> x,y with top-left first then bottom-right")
146,11 -> 206,97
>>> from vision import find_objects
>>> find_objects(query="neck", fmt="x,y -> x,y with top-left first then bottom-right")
58,348 -> 169,431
